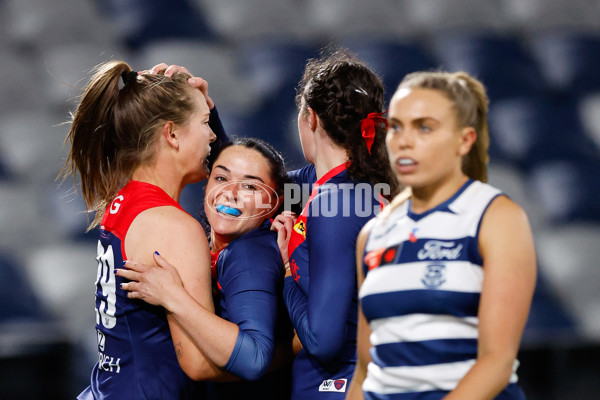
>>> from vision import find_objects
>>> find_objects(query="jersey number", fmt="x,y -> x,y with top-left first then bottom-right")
95,241 -> 117,329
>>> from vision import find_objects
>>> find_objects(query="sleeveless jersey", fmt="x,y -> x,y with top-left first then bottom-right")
285,163 -> 380,399
78,180 -> 201,400
359,179 -> 526,400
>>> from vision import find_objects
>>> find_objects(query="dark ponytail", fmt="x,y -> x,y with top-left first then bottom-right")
296,49 -> 399,198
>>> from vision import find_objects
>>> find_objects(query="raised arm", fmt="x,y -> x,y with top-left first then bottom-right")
444,196 -> 536,399
144,63 -> 231,163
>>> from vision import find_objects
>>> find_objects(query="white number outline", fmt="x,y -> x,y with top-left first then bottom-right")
95,240 -> 117,329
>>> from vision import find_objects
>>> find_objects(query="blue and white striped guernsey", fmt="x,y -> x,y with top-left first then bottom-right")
359,179 -> 526,400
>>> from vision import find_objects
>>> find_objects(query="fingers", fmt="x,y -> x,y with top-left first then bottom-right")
119,281 -> 142,300
271,218 -> 284,231
188,77 -> 215,109
115,266 -> 142,282
148,63 -> 190,77
165,64 -> 190,77
120,259 -> 149,273
150,63 -> 169,74
271,213 -> 296,230
188,77 -> 207,90
152,252 -> 177,272
283,218 -> 294,243
142,63 -> 215,109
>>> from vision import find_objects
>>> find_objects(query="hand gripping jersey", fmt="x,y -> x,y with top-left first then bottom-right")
208,220 -> 293,400
285,163 -> 381,399
359,180 -> 526,400
78,180 -> 201,400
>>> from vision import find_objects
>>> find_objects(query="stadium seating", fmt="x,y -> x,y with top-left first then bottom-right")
429,32 -> 547,101
528,32 -> 600,96
2,0 -> 600,397
341,38 -> 437,103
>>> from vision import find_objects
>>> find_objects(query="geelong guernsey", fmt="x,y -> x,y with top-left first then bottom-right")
359,180 -> 526,400
78,180 -> 201,400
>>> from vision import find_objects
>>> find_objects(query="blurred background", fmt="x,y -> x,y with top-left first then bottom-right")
1,0 -> 600,398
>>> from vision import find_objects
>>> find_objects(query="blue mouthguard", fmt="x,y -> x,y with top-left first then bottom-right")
216,204 -> 242,216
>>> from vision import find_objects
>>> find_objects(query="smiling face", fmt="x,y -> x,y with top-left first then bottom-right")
386,88 -> 475,192
204,146 -> 280,250
176,90 -> 216,185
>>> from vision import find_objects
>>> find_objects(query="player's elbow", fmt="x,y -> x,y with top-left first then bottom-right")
180,357 -> 222,381
227,352 -> 272,381
236,360 -> 271,381
224,333 -> 274,381
497,355 -> 518,386
479,351 -> 518,388
303,337 -> 339,364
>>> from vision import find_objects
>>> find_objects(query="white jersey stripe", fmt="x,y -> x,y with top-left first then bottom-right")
360,261 -> 483,296
369,314 -> 479,345
360,180 -> 523,397
363,359 -> 519,394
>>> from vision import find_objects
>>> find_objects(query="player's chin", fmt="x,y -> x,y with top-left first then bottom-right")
196,161 -> 211,180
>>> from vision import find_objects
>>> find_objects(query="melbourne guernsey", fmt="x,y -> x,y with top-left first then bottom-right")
78,180 -> 200,400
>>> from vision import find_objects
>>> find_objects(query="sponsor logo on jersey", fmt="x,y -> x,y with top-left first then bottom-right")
417,240 -> 463,260
364,244 -> 401,271
421,263 -> 446,288
293,220 -> 306,238
290,259 -> 300,282
408,227 -> 419,243
319,378 -> 347,392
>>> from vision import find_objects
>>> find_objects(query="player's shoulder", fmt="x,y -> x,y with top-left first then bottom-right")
287,163 -> 317,185
226,222 -> 278,256
151,206 -> 206,237
483,194 -> 528,225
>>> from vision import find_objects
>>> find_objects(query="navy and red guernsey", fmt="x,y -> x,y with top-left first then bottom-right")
78,180 -> 202,400
208,220 -> 293,400
284,163 -> 379,399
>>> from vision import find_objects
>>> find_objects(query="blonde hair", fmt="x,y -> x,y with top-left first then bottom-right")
397,71 -> 490,182
379,71 -> 491,221
60,60 -> 196,229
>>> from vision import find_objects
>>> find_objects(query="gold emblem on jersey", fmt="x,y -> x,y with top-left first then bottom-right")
293,220 -> 306,238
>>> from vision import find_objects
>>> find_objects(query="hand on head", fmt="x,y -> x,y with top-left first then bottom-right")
140,63 -> 215,109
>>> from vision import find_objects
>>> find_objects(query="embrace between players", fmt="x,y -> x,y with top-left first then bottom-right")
62,48 -> 536,400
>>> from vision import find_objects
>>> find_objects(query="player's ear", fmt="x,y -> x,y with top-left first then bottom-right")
458,126 -> 476,156
307,107 -> 318,132
162,121 -> 179,149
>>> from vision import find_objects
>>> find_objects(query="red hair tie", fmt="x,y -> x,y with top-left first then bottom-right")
360,111 -> 388,154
